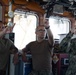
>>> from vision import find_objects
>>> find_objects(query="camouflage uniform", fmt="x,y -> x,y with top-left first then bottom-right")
0,37 -> 18,75
59,32 -> 76,75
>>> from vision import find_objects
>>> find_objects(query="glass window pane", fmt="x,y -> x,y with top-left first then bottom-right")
13,12 -> 37,50
49,16 -> 70,40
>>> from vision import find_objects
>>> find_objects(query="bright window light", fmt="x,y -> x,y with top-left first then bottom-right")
49,16 -> 70,40
13,12 -> 37,50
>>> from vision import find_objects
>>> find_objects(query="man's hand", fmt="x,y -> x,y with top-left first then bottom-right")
0,27 -> 8,37
6,23 -> 15,33
13,53 -> 19,65
44,19 -> 50,28
22,52 -> 27,62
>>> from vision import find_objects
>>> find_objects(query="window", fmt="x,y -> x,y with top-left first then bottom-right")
13,11 -> 37,50
49,16 -> 70,42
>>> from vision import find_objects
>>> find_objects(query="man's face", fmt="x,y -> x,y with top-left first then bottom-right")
36,26 -> 46,39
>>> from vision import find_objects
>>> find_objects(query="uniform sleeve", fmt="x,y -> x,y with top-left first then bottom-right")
59,32 -> 73,53
22,43 -> 31,53
8,39 -> 18,54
